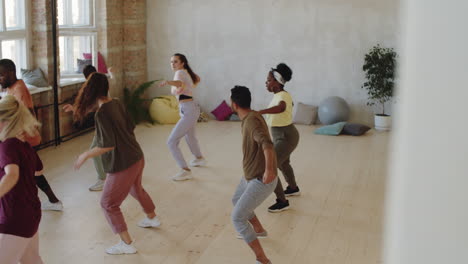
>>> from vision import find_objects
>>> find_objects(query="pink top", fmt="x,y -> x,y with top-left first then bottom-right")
171,69 -> 196,97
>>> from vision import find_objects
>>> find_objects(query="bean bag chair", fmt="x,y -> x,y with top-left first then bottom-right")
149,96 -> 180,124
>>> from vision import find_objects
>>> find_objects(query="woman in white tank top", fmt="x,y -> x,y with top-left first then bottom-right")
159,54 -> 207,181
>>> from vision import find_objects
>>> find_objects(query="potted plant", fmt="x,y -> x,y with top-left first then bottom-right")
123,80 -> 160,124
362,45 -> 396,131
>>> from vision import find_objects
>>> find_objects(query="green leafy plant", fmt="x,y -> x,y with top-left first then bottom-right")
362,45 -> 397,116
123,80 -> 160,124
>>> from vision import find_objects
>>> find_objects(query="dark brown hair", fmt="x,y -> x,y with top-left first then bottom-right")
73,72 -> 109,124
174,53 -> 200,84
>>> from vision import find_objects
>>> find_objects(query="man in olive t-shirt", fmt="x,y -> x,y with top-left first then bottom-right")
230,85 -> 277,264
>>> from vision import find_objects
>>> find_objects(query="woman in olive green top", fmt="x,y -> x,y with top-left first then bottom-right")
259,63 -> 301,213
73,73 -> 160,255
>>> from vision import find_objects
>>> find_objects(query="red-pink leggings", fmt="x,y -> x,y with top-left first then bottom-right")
100,158 -> 156,234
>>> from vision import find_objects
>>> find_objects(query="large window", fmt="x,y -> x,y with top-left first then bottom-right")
58,0 -> 96,76
0,0 -> 29,76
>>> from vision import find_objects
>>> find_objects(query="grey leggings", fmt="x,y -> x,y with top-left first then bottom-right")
271,124 -> 299,201
231,177 -> 278,243
167,101 -> 203,168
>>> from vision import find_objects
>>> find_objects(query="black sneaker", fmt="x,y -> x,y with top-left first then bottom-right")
284,186 -> 301,197
268,199 -> 290,213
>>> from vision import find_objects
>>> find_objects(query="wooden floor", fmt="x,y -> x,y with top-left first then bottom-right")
37,121 -> 389,264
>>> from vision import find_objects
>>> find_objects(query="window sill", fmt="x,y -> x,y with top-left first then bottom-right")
29,86 -> 52,95
59,77 -> 86,87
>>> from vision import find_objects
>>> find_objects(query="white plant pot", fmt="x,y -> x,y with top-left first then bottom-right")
374,115 -> 392,131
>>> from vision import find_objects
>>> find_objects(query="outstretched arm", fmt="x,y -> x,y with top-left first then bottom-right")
74,147 -> 114,170
258,101 -> 286,115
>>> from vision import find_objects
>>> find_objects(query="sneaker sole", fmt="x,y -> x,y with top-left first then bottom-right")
285,192 -> 301,197
89,187 -> 103,192
106,250 -> 137,255
268,206 -> 290,213
190,162 -> 207,167
236,234 -> 267,239
41,204 -> 63,211
172,176 -> 193,181
138,223 -> 161,228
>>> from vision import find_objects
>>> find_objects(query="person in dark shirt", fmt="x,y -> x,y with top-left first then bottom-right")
0,95 -> 44,263
73,73 -> 160,255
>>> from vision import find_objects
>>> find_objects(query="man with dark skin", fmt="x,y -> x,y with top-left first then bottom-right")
0,59 -> 63,211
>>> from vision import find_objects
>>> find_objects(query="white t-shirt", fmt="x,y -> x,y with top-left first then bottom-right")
171,69 -> 196,97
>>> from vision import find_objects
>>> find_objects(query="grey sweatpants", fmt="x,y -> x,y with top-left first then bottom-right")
231,176 -> 278,243
167,100 -> 203,168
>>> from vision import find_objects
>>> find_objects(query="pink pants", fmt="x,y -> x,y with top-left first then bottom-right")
100,158 -> 156,234
0,232 -> 43,264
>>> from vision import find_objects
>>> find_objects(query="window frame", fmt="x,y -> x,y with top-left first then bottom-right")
0,0 -> 32,74
58,0 -> 97,78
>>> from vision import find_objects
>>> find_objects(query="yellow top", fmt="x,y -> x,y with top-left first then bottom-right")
265,91 -> 293,127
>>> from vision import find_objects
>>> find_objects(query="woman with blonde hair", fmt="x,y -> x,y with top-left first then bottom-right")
0,95 -> 45,263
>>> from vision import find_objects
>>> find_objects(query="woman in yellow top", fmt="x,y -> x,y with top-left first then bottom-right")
259,63 -> 300,213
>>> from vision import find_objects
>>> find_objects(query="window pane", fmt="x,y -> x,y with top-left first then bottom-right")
1,39 -> 27,77
5,0 -> 26,30
59,35 -> 93,74
58,0 -> 92,27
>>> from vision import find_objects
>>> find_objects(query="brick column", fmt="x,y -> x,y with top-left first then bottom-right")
122,0 -> 148,89
31,0 -> 55,86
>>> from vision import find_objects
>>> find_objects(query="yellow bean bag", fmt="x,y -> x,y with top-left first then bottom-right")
149,96 -> 180,124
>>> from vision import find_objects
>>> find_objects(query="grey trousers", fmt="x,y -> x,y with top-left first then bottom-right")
231,177 -> 278,243
167,101 -> 203,168
91,135 -> 106,181
271,124 -> 300,201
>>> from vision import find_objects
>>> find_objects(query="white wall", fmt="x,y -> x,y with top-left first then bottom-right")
384,1 -> 468,263
147,0 -> 399,124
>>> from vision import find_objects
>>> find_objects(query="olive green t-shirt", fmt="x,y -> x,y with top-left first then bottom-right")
241,111 -> 274,181
95,99 -> 143,173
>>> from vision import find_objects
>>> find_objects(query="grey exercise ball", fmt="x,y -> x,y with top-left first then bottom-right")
318,96 -> 350,125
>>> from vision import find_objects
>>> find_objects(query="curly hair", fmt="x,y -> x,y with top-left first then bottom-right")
73,72 -> 109,124
271,63 -> 293,84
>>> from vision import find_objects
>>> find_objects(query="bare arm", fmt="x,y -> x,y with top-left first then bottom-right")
258,101 -> 286,115
74,147 -> 114,170
0,164 -> 19,198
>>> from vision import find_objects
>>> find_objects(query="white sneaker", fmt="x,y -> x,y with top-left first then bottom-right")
189,158 -> 207,167
105,240 -> 137,255
237,230 -> 268,239
172,169 -> 193,181
41,200 -> 63,211
89,179 -> 105,191
138,216 -> 161,228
